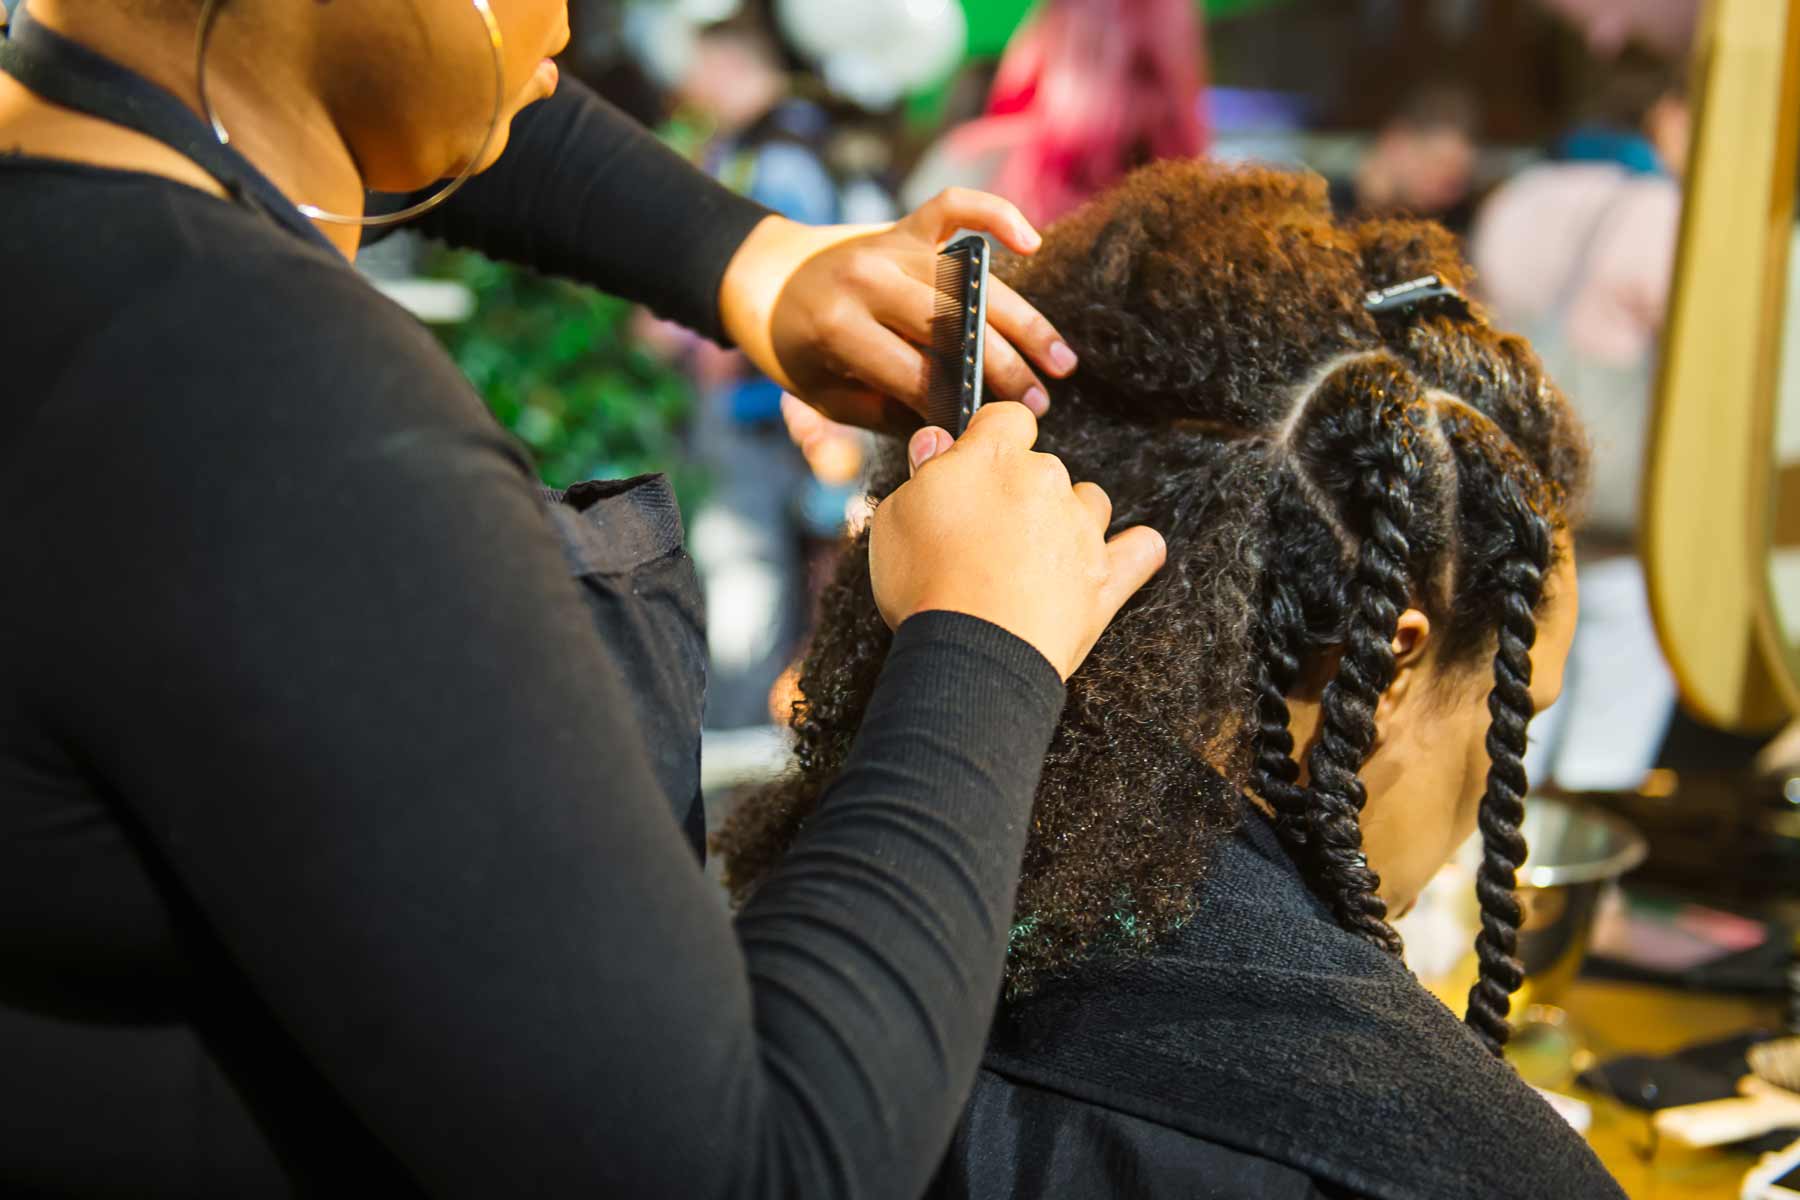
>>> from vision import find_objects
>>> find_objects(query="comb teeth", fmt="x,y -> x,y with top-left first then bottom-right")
925,248 -> 972,433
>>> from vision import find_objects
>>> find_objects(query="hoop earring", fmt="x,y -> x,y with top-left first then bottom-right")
194,0 -> 506,228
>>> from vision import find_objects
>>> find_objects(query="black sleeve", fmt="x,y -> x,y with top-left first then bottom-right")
370,79 -> 772,343
34,258 -> 1063,1200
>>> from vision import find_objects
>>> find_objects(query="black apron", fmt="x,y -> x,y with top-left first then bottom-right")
0,6 -> 710,857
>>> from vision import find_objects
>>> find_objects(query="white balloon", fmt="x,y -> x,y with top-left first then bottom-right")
623,0 -> 697,87
784,0 -> 965,107
679,0 -> 743,21
775,0 -> 875,59
893,0 -> 966,88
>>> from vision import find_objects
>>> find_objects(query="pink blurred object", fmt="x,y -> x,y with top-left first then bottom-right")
1472,163 -> 1681,368
1588,890 -> 1768,972
944,0 -> 1208,227
1536,0 -> 1701,57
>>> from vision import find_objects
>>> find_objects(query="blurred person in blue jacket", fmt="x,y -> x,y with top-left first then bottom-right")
672,12 -> 878,729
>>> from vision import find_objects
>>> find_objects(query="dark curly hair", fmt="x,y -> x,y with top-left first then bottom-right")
715,161 -> 1587,1056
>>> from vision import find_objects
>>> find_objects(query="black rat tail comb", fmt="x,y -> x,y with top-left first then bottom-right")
925,234 -> 991,436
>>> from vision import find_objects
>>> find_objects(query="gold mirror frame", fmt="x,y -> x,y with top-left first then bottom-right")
1640,0 -> 1800,731
1749,2 -> 1800,725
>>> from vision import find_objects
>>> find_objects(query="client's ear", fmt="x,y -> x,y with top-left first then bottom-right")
1372,608 -> 1433,736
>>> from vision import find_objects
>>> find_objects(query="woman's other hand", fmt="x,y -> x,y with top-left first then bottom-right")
869,404 -> 1165,680
716,189 -> 1080,432
780,393 -> 865,486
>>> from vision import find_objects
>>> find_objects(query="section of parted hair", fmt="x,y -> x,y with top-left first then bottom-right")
715,160 -> 1587,1031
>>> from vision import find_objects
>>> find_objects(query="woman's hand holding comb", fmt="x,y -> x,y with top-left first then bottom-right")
870,403 -> 1166,681
717,189 -> 1080,433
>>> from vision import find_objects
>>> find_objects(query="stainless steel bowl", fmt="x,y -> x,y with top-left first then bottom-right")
1509,797 -> 1648,1007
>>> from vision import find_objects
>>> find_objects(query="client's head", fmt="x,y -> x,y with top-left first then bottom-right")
718,161 -> 1588,1055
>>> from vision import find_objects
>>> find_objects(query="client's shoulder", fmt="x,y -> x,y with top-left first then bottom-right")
932,1067 -> 1341,1200
976,813 -> 1618,1199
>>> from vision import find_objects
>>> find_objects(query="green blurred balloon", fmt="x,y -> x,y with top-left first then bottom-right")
961,0 -> 1289,57
961,0 -> 1037,57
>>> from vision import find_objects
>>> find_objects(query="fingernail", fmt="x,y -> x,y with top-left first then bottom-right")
1023,386 -> 1050,416
1022,226 -> 1043,252
1048,341 -> 1078,375
908,428 -> 942,473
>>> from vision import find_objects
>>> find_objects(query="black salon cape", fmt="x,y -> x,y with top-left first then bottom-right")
929,794 -> 1627,1200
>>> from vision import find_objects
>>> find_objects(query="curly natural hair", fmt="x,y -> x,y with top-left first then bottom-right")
715,160 -> 1588,1056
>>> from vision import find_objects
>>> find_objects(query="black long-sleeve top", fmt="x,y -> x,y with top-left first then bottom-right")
0,82 -> 1066,1197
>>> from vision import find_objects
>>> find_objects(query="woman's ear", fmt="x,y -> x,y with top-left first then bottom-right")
1372,608 -> 1433,734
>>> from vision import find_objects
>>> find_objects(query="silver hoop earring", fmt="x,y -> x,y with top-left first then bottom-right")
194,0 -> 507,228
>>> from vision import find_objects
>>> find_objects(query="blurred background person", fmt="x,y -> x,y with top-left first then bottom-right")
659,11 -> 863,730
680,13 -> 844,227
1471,48 -> 1689,791
902,0 -> 1208,226
1326,82 -> 1482,236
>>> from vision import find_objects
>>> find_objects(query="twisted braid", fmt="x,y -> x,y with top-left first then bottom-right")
1252,584 -> 1311,853
1442,421 -> 1555,1054
1290,356 -> 1434,956
1249,472 -> 1354,856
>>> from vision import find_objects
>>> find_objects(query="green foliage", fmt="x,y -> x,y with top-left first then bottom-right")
960,0 -> 1295,56
427,249 -> 707,505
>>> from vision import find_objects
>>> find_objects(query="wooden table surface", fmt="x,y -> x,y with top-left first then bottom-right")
1548,979 -> 1788,1199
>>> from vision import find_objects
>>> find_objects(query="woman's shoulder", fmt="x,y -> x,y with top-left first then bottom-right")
1,168 -> 526,564
4,163 -> 451,376
4,167 -> 488,451
6,161 -> 326,291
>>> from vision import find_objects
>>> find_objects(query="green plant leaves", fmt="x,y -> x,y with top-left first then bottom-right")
428,249 -> 709,509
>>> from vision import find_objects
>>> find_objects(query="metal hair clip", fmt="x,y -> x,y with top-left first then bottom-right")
1363,274 -> 1471,318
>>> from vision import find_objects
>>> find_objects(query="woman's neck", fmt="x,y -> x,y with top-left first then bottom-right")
9,1 -> 365,258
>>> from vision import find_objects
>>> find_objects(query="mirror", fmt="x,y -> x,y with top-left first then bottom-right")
1641,0 -> 1798,730
1760,60 -> 1800,713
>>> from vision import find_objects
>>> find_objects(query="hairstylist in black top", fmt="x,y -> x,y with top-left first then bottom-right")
0,2 -> 1166,1196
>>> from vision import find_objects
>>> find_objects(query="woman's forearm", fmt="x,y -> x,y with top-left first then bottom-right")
726,612 -> 1064,1196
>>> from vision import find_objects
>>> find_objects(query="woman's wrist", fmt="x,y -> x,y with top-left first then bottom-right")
715,213 -> 884,389
716,214 -> 788,379
893,609 -> 1065,695
870,611 -> 1067,776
